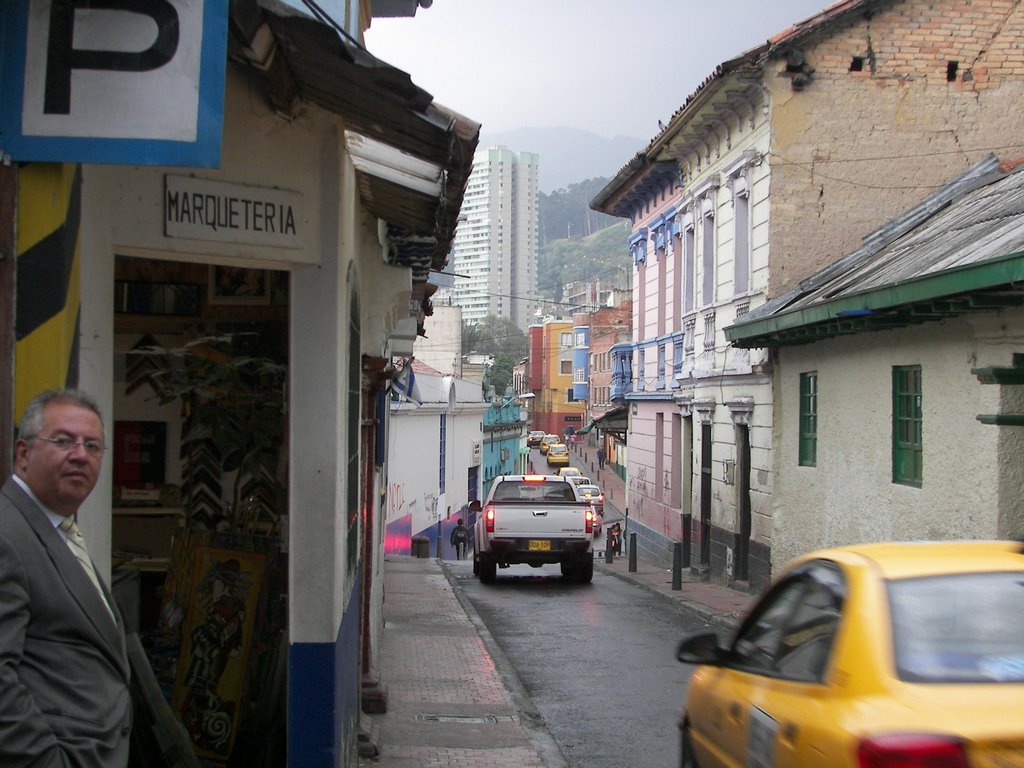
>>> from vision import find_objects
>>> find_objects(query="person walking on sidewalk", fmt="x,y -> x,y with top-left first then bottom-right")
597,447 -> 606,470
450,518 -> 469,559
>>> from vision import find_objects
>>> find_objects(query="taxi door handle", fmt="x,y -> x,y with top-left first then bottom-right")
728,702 -> 742,722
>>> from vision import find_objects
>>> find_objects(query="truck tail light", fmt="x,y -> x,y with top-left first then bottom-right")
857,734 -> 969,768
485,505 -> 496,533
585,509 -> 594,534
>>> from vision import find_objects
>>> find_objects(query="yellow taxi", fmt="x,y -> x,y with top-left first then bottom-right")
556,467 -> 582,479
545,443 -> 570,467
539,434 -> 560,454
676,540 -> 1024,768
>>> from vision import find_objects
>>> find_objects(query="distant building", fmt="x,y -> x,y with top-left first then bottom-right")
482,395 -> 529,499
415,303 -> 463,376
461,353 -> 493,386
442,146 -> 540,329
526,317 -> 587,437
572,302 -> 632,469
593,0 -> 1024,591
562,271 -> 629,314
386,360 -> 488,557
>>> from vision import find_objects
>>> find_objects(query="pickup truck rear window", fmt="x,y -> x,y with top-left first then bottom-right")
492,482 -> 575,501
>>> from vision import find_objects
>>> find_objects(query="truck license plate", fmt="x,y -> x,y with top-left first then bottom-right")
528,540 -> 551,551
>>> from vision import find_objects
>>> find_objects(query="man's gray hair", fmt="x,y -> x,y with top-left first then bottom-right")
19,389 -> 105,440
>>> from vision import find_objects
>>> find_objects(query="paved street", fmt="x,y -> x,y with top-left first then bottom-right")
452,560 -> 709,768
360,554 -> 751,767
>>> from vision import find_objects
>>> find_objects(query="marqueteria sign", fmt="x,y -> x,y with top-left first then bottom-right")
165,175 -> 304,249
0,0 -> 227,166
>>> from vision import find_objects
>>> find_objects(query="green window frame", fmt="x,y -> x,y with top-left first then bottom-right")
799,371 -> 817,466
892,365 -> 923,487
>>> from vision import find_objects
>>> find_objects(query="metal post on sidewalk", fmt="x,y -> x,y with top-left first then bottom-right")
628,533 -> 637,572
605,530 -> 613,564
672,542 -> 682,590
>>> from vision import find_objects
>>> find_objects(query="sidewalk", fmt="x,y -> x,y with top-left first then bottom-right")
360,552 -> 755,767
359,556 -> 566,767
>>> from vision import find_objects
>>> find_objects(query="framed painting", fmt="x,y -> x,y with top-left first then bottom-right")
208,266 -> 270,305
171,546 -> 266,760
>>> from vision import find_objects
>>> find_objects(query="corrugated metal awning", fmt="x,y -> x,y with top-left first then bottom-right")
230,0 -> 479,279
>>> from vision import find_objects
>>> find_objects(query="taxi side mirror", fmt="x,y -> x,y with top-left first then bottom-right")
676,631 -> 727,665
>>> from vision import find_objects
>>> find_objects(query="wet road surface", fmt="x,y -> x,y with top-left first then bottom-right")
451,560 -> 709,768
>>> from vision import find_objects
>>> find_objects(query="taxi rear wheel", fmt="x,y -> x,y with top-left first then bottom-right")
680,721 -> 699,768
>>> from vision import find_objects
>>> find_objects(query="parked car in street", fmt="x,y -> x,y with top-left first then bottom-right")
526,430 -> 546,448
539,434 -> 560,454
675,540 -> 1024,768
575,484 -> 603,515
545,443 -> 570,467
575,483 -> 603,535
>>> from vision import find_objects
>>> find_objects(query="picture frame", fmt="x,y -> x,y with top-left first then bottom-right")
208,266 -> 270,305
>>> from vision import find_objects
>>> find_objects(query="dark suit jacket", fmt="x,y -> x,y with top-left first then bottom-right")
0,478 -> 131,767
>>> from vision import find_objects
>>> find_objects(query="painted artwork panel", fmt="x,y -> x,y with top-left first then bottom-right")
171,546 -> 265,760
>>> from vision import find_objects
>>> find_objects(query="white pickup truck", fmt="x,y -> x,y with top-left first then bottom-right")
470,474 -> 597,584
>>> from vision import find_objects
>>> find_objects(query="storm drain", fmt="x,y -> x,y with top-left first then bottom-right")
416,714 -> 499,724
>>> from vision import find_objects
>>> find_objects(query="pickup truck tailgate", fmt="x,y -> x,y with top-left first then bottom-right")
492,504 -> 587,538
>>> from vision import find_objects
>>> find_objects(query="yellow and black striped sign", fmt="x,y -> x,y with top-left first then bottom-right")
14,163 -> 81,423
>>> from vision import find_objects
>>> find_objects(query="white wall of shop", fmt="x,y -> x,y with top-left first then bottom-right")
79,62 -> 411,648
773,311 -> 1024,569
388,372 -> 487,536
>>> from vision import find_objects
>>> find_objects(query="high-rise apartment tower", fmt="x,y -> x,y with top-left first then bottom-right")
446,147 -> 539,330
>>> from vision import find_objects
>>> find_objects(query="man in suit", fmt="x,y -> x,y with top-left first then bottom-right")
0,389 -> 132,767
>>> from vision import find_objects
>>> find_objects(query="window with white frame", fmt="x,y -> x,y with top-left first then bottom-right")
701,196 -> 715,306
732,174 -> 751,296
683,214 -> 696,315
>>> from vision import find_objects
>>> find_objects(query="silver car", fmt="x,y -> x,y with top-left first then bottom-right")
576,484 -> 604,533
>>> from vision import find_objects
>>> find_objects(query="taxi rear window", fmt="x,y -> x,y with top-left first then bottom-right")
889,571 -> 1024,683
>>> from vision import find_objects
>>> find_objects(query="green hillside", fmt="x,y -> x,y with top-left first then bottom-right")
536,176 -> 631,305
538,220 -> 631,305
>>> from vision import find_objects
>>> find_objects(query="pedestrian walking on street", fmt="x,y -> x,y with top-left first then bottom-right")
450,518 -> 469,559
597,447 -> 606,469
0,389 -> 132,767
609,522 -> 622,556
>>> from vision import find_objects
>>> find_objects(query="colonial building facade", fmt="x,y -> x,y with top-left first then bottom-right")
594,0 -> 1024,589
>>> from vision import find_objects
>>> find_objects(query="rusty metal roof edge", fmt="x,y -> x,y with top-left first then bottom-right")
232,0 -> 478,257
734,154 -> 1011,329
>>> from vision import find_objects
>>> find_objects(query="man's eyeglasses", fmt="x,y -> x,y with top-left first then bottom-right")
29,435 -> 106,457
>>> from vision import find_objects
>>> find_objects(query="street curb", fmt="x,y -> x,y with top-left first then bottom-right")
441,562 -> 571,768
593,560 -> 742,634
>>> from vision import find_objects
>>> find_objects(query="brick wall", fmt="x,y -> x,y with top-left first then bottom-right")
767,0 -> 1024,295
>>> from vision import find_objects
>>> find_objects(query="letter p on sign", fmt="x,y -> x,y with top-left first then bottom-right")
1,0 -> 226,166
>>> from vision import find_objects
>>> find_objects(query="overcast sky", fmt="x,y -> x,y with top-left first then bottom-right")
365,0 -> 836,141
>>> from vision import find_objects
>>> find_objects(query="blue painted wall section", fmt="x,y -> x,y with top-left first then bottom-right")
288,569 -> 362,766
